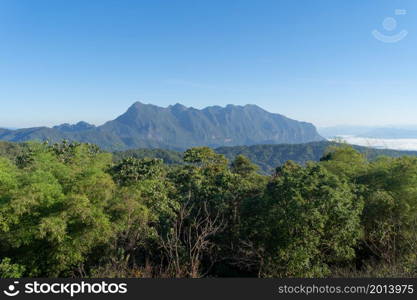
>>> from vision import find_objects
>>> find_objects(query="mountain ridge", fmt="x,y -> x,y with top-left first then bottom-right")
0,102 -> 324,150
112,141 -> 417,174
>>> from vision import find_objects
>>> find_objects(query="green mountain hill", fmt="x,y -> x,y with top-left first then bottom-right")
2,140 -> 416,175
112,141 -> 417,174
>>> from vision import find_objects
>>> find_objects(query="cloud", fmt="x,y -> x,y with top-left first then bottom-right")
334,135 -> 417,151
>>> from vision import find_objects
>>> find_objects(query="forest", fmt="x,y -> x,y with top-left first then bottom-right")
0,140 -> 417,278
115,141 -> 417,174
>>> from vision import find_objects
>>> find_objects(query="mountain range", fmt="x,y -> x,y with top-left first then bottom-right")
358,128 -> 417,139
0,102 -> 324,151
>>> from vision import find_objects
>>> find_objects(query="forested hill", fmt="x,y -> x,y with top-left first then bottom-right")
216,142 -> 417,173
0,102 -> 324,150
3,140 -> 417,175
114,141 -> 417,174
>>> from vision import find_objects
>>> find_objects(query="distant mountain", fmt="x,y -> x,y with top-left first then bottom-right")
358,128 -> 417,139
53,121 -> 96,132
0,127 -> 18,130
0,102 -> 324,150
318,126 -> 378,138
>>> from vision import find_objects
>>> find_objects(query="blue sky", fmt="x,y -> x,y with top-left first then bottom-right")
0,0 -> 416,128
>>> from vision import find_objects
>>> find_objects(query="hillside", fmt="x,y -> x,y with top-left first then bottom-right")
113,141 -> 417,174
0,102 -> 324,151
3,140 -> 416,175
216,142 -> 417,173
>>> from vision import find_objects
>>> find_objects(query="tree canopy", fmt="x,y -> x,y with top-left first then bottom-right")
1,141 -> 417,278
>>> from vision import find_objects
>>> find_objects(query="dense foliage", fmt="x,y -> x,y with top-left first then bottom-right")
113,148 -> 184,165
217,142 -> 417,174
1,141 -> 417,278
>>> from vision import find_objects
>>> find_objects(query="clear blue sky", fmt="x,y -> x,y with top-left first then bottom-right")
0,0 -> 416,128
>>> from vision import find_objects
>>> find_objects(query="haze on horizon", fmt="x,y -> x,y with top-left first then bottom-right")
1,0 -> 417,128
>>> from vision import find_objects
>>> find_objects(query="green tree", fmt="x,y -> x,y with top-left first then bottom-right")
96,156 -> 175,277
231,155 -> 259,176
0,142 -> 115,277
320,144 -> 368,179
359,156 -> 417,274
0,258 -> 25,278
161,147 -> 233,277
257,161 -> 363,277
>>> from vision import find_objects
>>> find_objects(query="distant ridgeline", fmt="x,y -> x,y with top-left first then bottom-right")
2,140 -> 417,174
0,102 -> 324,151
2,140 -> 417,175
115,141 -> 417,174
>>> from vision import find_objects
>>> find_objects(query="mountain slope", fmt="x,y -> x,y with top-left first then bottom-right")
2,140 -> 416,175
112,141 -> 417,174
0,102 -> 324,150
216,142 -> 417,173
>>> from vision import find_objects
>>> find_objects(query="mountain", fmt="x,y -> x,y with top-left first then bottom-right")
318,126 -> 377,138
0,102 -> 324,150
0,127 -> 18,130
358,128 -> 417,139
53,121 -> 96,132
